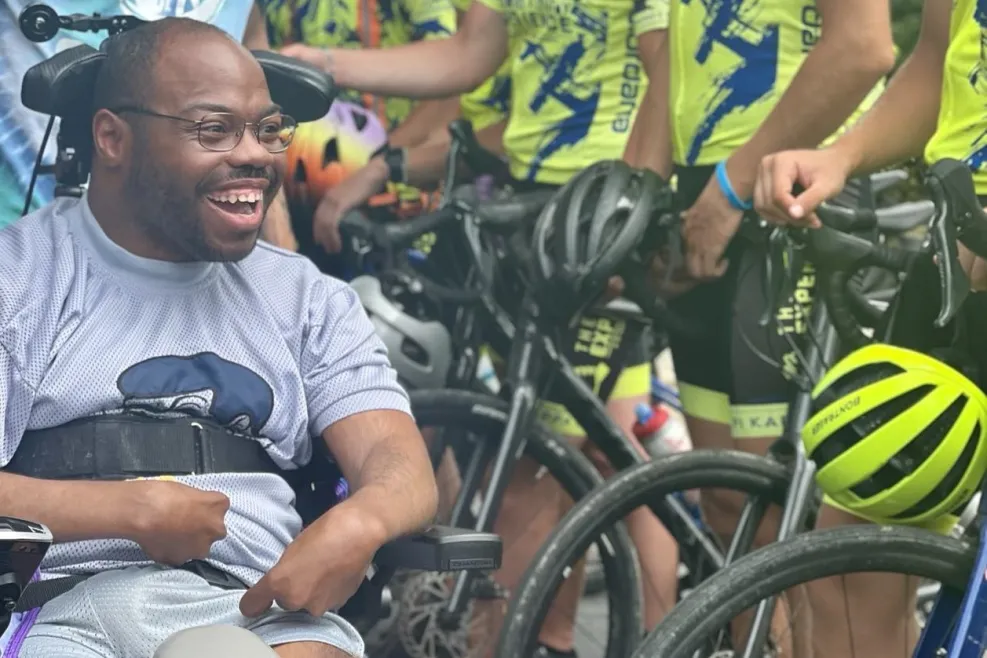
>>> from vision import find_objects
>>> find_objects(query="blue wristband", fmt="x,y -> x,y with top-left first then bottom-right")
715,161 -> 752,211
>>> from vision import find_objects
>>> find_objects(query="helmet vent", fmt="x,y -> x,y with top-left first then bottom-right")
811,380 -> 933,474
322,137 -> 340,167
891,416 -> 978,519
850,393 -> 964,500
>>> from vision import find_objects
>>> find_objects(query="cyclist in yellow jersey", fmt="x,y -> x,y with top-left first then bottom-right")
753,5 -> 987,653
640,0 -> 896,655
280,2 -> 678,655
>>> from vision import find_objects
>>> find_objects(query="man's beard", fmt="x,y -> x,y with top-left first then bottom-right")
125,150 -> 259,262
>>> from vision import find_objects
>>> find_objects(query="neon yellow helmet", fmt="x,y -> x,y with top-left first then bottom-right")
803,343 -> 987,526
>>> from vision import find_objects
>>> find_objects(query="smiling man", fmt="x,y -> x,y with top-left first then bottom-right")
0,18 -> 436,658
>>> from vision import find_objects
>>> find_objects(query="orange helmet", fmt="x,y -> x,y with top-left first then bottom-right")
283,99 -> 388,212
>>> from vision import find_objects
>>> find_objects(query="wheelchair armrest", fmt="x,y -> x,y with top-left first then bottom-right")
374,526 -> 502,572
21,44 -> 103,117
251,51 -> 337,123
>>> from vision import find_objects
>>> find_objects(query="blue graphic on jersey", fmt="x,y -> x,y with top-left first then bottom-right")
682,0 -> 779,165
965,0 -> 987,169
116,352 -> 275,435
521,5 -> 606,181
484,76 -> 512,115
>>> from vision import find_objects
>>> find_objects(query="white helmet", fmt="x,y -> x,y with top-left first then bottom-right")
350,274 -> 453,390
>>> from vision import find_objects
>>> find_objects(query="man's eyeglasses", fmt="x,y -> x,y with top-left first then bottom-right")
110,107 -> 297,153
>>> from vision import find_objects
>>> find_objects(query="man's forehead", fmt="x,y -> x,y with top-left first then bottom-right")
152,33 -> 272,112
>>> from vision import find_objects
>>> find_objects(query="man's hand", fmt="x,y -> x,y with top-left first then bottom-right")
682,176 -> 744,279
650,250 -> 700,298
130,480 -> 230,566
239,508 -> 381,618
754,148 -> 855,228
313,159 -> 390,254
278,44 -> 332,72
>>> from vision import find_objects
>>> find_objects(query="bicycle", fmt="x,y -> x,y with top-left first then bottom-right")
618,157 -> 987,658
491,167 -> 941,658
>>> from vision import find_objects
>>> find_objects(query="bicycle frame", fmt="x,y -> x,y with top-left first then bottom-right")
914,485 -> 987,657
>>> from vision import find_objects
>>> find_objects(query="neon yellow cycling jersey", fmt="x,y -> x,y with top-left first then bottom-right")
668,0 -> 884,166
453,0 -> 513,130
262,0 -> 457,131
925,0 -> 987,195
475,0 -> 669,184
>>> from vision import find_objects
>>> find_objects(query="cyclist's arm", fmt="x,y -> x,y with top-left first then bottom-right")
826,0 -> 952,176
242,2 -> 299,250
328,3 -> 508,98
389,99 -> 464,148
402,119 -> 507,186
724,0 -> 896,196
623,29 -> 671,177
242,2 -> 269,50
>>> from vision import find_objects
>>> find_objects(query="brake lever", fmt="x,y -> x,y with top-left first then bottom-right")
759,228 -> 790,327
926,172 -> 970,328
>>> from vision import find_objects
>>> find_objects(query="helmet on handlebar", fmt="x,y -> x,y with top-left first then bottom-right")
530,160 -> 665,322
283,100 -> 387,212
802,343 -> 987,527
350,273 -> 452,390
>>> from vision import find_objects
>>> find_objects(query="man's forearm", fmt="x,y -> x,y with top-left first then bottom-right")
0,473 -> 142,542
339,435 -> 438,542
389,98 -> 463,149
729,38 -> 895,192
623,32 -> 671,177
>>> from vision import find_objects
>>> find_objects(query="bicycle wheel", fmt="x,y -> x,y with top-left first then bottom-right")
374,389 -> 641,658
634,525 -> 976,658
495,450 -> 793,658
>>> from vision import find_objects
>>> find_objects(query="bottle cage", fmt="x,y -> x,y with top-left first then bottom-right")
18,3 -> 339,215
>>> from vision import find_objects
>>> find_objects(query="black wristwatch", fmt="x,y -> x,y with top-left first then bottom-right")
371,143 -> 407,184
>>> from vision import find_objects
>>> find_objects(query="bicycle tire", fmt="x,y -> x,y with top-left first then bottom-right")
634,525 -> 976,658
495,450 -> 793,658
402,389 -> 643,656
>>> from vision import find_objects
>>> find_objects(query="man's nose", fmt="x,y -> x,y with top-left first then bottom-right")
227,128 -> 275,168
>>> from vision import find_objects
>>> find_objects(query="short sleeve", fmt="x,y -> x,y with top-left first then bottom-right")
0,344 -> 36,466
302,281 -> 412,438
632,0 -> 669,35
404,0 -> 459,41
450,0 -> 471,12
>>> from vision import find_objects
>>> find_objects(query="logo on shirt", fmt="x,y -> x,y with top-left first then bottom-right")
683,0 -> 780,164
966,0 -> 987,168
116,352 -> 275,436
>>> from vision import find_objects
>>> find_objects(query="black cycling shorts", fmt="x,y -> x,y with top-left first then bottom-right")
667,166 -> 814,438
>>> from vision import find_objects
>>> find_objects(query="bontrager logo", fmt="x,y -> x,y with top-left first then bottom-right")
809,394 -> 862,435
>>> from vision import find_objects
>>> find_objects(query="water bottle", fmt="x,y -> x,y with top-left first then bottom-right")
632,402 -> 698,503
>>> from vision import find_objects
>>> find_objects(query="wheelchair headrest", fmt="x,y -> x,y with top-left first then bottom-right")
20,46 -> 337,123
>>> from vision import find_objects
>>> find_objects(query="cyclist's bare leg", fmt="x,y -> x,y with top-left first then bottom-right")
806,505 -> 918,658
685,414 -> 802,656
582,394 -> 679,629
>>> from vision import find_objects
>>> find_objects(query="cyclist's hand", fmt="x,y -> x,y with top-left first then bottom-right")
278,44 -> 331,72
958,241 -> 987,291
650,250 -> 698,298
313,160 -> 389,253
240,507 -> 379,618
129,480 -> 229,566
754,149 -> 853,228
682,177 -> 743,279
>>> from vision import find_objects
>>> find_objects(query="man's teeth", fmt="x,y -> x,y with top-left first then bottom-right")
208,191 -> 262,204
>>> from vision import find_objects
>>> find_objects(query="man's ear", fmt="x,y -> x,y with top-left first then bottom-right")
91,109 -> 131,166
